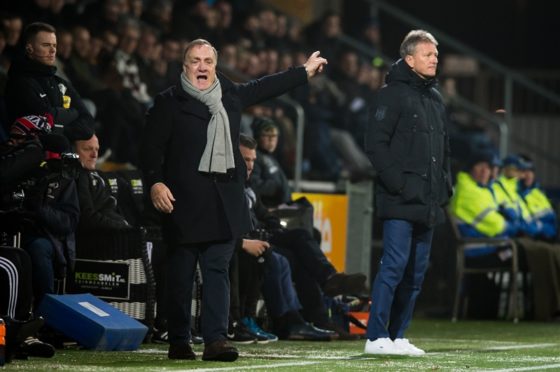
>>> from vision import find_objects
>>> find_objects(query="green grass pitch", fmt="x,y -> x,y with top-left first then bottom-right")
5,318 -> 560,371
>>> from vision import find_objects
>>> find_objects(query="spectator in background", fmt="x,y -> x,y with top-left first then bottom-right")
135,25 -> 161,96
53,28 -> 72,82
150,35 -> 182,94
142,0 -> 173,35
113,18 -> 152,108
358,17 -> 383,58
5,22 -> 95,141
250,117 -> 291,208
518,154 -> 558,242
451,152 -> 560,321
140,39 -> 327,362
1,13 -> 23,62
90,50 -> 144,166
305,11 -> 342,72
82,0 -> 128,35
450,152 -> 517,261
492,155 -> 539,237
66,25 -> 104,99
364,30 -> 452,356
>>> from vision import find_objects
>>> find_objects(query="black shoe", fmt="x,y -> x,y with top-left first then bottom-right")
202,339 -> 238,362
310,323 -> 339,340
323,273 -> 367,297
191,334 -> 204,345
282,322 -> 331,341
315,322 -> 361,340
151,328 -> 169,344
227,321 -> 257,344
168,342 -> 196,360
189,328 -> 204,345
15,337 -> 55,359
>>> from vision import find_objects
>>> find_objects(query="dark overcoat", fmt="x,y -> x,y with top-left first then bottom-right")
140,67 -> 308,244
365,59 -> 453,227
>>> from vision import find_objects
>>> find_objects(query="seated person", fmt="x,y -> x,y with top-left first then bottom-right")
450,152 -> 517,264
517,155 -> 558,242
262,250 -> 332,341
7,115 -> 79,311
74,134 -> 130,232
250,117 -> 291,208
240,134 -> 366,339
450,151 -> 560,321
492,154 -> 539,237
228,234 -> 275,344
0,114 -> 73,361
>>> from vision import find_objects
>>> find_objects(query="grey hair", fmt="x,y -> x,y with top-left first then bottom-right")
183,38 -> 218,62
399,29 -> 438,58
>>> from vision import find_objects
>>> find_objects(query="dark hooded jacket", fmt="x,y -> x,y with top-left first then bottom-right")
365,59 -> 452,227
5,55 -> 95,141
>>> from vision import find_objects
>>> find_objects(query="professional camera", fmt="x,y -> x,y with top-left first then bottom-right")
49,152 -> 81,180
246,228 -> 273,264
248,228 -> 271,242
0,152 -> 81,214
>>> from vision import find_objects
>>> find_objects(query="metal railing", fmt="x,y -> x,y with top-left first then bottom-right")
362,0 -> 560,158
218,64 -> 307,191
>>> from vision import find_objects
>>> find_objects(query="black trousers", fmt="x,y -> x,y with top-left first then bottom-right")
269,228 -> 336,285
166,239 -> 234,345
0,246 -> 33,321
229,249 -> 263,321
270,228 -> 336,324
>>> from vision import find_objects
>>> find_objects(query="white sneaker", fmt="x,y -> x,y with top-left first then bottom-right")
393,338 -> 425,356
364,337 -> 405,355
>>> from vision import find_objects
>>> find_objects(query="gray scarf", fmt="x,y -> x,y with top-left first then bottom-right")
181,72 -> 235,173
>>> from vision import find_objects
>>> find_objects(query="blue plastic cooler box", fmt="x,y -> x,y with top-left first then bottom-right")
37,293 -> 148,351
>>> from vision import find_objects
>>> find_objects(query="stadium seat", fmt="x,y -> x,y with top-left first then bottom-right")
447,211 -> 521,322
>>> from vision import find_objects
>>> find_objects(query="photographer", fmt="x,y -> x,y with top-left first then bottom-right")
1,114 -> 70,361
238,134 -> 367,340
3,114 -> 79,310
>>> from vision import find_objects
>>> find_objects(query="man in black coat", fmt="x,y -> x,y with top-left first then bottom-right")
5,22 -> 95,142
140,38 -> 327,362
364,30 -> 452,356
74,134 -> 130,232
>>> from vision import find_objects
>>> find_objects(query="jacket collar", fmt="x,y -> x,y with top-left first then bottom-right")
8,55 -> 57,78
386,58 -> 437,91
173,72 -> 234,120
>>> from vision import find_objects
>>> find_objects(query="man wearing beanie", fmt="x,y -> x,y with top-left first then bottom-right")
250,118 -> 292,208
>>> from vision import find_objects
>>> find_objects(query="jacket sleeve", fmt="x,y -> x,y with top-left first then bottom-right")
60,81 -> 95,141
250,158 -> 281,202
140,93 -> 174,189
76,171 -> 130,231
37,178 -> 80,235
237,66 -> 308,109
364,88 -> 404,194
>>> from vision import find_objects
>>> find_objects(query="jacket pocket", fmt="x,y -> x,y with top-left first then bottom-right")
401,170 -> 428,204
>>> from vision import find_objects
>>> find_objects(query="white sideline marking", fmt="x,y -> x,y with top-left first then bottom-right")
136,349 -> 354,360
486,343 -> 556,351
175,361 -> 319,371
483,364 -> 560,372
